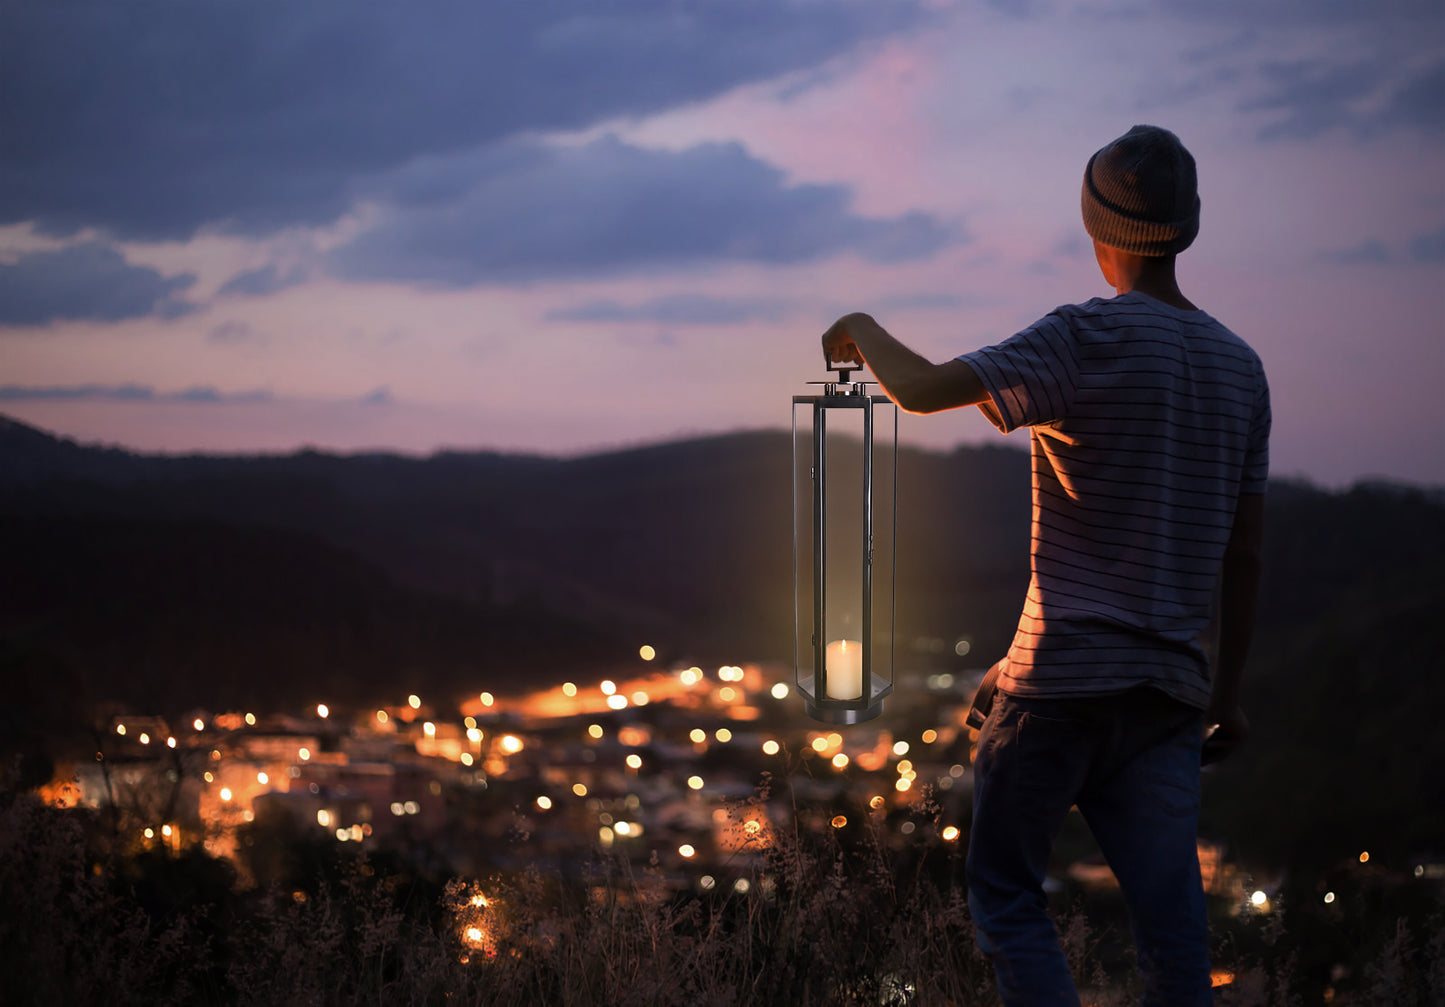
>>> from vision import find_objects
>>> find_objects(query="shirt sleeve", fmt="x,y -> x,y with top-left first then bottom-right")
956,309 -> 1081,433
1240,366 -> 1271,495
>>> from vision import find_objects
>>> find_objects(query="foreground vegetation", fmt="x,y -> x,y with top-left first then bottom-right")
2,790 -> 1441,1007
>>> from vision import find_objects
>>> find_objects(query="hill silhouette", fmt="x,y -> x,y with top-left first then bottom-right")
2,413 -> 1443,870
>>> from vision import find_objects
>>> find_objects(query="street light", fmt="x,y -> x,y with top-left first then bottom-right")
793,360 -> 897,724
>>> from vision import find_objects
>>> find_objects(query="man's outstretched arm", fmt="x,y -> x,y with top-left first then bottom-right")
822,312 -> 988,414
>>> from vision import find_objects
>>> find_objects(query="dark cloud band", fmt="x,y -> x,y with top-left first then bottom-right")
0,0 -> 930,241
0,244 -> 197,326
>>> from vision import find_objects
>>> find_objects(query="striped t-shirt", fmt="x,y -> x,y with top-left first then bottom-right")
959,290 -> 1270,709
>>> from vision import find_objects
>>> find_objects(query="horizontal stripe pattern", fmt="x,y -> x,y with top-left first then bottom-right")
960,291 -> 1270,709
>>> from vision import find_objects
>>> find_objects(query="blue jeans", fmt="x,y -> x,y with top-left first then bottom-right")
966,689 -> 1213,1007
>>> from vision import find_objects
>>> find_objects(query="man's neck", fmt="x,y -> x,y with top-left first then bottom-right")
1114,257 -> 1197,312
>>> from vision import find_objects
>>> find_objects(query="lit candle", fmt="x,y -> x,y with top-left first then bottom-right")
825,639 -> 864,700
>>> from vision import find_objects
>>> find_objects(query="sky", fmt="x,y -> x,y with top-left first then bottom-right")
1,0 -> 1442,489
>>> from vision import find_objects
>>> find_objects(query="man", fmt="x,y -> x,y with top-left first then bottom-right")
821,125 -> 1269,1006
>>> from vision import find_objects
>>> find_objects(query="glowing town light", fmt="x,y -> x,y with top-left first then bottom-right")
466,927 -> 483,943
193,718 -> 205,731
162,824 -> 173,838
690,728 -> 707,744
811,737 -> 829,754
424,721 -> 437,737
1251,890 -> 1268,907
203,772 -> 214,783
719,687 -> 737,702
607,694 -> 629,710
220,788 -> 233,801
831,815 -> 847,829
897,759 -> 913,775
1359,851 -> 1370,863
166,736 -> 176,749
144,828 -> 154,839
639,644 -> 656,661
466,727 -> 482,743
139,733 -> 150,745
942,826 -> 960,842
317,704 -> 329,718
715,728 -> 732,743
680,668 -> 701,686
471,893 -> 488,907
257,772 -> 269,784
895,778 -> 912,793
501,735 -> 523,754
562,682 -> 578,697
376,710 -> 389,724
687,775 -> 705,790
599,827 -> 615,847
892,741 -> 910,756
536,796 -> 552,810
1324,891 -> 1336,904
572,783 -> 588,797
298,747 -> 311,760
460,753 -> 473,767
832,753 -> 849,769
921,729 -> 938,744
631,691 -> 649,706
762,740 -> 780,756
480,692 -> 495,707
318,809 -> 332,827
744,820 -> 762,837
771,683 -> 789,700
335,828 -> 349,841
245,713 -> 256,725
408,695 -> 421,710
600,680 -> 617,695
403,801 -> 420,815
390,803 -> 405,816
679,844 -> 696,858
870,796 -> 886,810
700,876 -> 716,890
116,724 -> 127,736
625,754 -> 643,770
464,715 -> 476,728
734,879 -> 751,894
587,724 -> 604,740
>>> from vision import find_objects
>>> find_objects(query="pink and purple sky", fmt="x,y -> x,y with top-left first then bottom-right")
2,0 -> 1442,488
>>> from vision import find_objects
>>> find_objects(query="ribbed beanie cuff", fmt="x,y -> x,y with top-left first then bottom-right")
1082,125 -> 1200,256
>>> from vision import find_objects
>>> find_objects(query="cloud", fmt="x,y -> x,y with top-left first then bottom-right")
330,137 -> 956,284
1239,50 -> 1444,142
1317,227 -> 1445,266
1319,240 -> 1392,265
1409,226 -> 1445,263
548,293 -> 790,325
217,264 -> 309,298
0,243 -> 198,326
0,0 -> 931,241
209,320 -> 258,344
0,384 -> 273,403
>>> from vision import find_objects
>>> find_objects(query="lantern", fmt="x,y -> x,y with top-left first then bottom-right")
793,361 -> 897,724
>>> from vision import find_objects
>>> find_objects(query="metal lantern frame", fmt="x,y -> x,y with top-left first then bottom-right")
792,367 -> 898,724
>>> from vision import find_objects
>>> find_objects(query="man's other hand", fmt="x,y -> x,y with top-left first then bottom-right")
1201,706 -> 1249,765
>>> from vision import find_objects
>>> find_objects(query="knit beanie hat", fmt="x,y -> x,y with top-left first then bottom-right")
1081,125 -> 1200,256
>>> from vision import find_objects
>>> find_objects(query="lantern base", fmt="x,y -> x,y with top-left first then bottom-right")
798,674 -> 893,725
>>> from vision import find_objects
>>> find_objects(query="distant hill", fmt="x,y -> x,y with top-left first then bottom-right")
3,413 -> 1444,868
